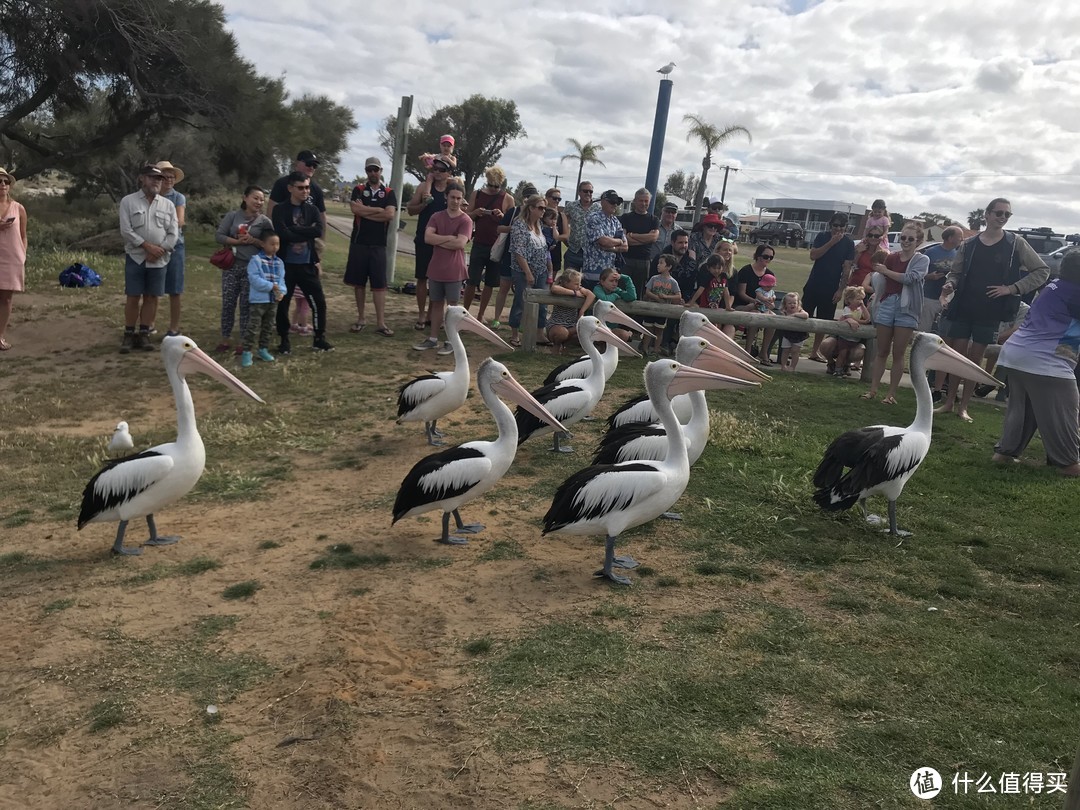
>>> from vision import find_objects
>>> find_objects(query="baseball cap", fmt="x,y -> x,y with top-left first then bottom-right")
365,156 -> 382,170
599,190 -> 623,205
139,165 -> 164,177
760,273 -> 777,286
662,202 -> 679,212
296,150 -> 319,165
431,155 -> 452,170
439,135 -> 455,146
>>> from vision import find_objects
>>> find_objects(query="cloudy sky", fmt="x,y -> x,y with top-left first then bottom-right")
222,0 -> 1079,230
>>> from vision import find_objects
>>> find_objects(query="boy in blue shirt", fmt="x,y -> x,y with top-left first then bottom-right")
242,233 -> 286,367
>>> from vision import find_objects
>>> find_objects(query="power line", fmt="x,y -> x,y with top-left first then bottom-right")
739,166 -> 1080,179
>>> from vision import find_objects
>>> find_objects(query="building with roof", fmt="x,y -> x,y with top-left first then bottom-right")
752,197 -> 866,245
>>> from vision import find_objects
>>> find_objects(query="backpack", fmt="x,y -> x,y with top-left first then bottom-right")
59,262 -> 103,288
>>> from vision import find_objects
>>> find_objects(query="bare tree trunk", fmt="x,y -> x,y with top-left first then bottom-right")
691,153 -> 712,229
575,160 -> 583,193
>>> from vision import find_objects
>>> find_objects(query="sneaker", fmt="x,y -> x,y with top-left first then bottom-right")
973,383 -> 994,398
256,348 -> 275,362
289,323 -> 301,334
413,337 -> 439,351
165,330 -> 180,338
138,332 -> 155,351
120,332 -> 134,354
312,337 -> 335,352
278,338 -> 292,356
931,389 -> 944,403
240,351 -> 253,368
436,342 -> 454,356
489,320 -> 503,330
826,361 -> 836,374
298,325 -> 314,336
214,342 -> 231,354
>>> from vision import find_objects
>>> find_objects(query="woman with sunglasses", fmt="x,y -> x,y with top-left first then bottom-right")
0,167 -> 26,351
860,223 -> 929,405
936,198 -> 1049,422
507,194 -> 553,347
543,188 -> 569,275
734,243 -> 778,363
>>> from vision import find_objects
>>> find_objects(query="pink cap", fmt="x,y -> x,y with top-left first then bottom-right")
440,134 -> 455,146
760,274 -> 777,286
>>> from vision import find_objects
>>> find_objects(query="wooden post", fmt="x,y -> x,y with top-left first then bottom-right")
522,290 -> 540,352
1064,741 -> 1080,810
385,95 -> 413,286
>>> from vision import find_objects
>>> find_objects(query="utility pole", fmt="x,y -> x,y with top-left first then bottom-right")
644,70 -> 675,215
718,165 -> 738,205
544,173 -> 560,189
386,95 -> 413,286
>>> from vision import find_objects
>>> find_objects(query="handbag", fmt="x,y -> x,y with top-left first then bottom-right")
209,246 -> 235,270
489,208 -> 518,262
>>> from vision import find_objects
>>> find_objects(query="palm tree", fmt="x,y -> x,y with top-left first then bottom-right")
683,115 -> 751,227
967,209 -> 986,230
560,139 -> 606,191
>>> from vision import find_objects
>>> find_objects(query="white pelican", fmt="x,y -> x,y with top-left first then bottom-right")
593,336 -> 766,467
108,421 -> 134,454
392,359 -> 566,545
543,360 -> 760,585
542,300 -> 648,385
516,317 -> 640,453
813,332 -> 1002,536
397,306 -> 512,446
78,336 -> 264,555
606,309 -> 759,429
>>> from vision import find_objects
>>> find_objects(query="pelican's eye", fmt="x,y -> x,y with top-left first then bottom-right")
184,342 -> 194,349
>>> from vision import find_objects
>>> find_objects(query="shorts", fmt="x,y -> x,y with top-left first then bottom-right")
427,278 -> 463,304
344,244 -> 387,289
414,242 -> 434,281
802,288 -> 837,321
125,255 -> 166,297
642,316 -> 668,328
873,294 -> 918,329
163,241 -> 185,295
467,243 -> 500,287
780,336 -> 805,349
943,318 -> 997,346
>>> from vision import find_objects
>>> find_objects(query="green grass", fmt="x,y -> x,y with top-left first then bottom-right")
463,636 -> 494,656
43,597 -> 76,614
310,543 -> 393,570
221,580 -> 261,600
122,556 -> 221,587
478,538 -> 525,561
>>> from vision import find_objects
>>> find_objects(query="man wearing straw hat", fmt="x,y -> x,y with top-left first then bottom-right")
156,160 -> 186,336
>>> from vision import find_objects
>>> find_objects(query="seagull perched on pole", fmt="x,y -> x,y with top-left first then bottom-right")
657,62 -> 676,75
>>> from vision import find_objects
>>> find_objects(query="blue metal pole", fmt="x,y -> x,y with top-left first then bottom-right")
644,78 -> 673,216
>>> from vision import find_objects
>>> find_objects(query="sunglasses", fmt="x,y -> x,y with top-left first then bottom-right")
533,204 -> 547,210
293,184 -> 311,190
990,210 -> 1012,218
866,233 -> 883,239
762,254 -> 776,260
548,196 -> 562,202
580,190 -> 594,195
899,236 -> 917,243
303,161 -> 318,168
365,166 -> 381,172
0,178 -> 11,186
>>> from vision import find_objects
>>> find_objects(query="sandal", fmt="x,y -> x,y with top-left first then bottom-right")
413,321 -> 426,331
881,395 -> 897,405
0,338 -> 10,351
375,326 -> 394,337
350,321 -> 367,333
860,391 -> 876,400
508,337 -> 522,348
489,320 -> 503,330
808,354 -> 827,363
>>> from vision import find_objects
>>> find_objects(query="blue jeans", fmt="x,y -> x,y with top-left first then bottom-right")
509,268 -> 548,330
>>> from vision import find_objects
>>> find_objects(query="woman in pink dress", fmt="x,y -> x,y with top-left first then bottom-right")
0,167 -> 28,351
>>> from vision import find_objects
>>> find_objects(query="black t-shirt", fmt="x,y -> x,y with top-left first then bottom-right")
269,176 -> 325,212
736,263 -> 766,305
414,186 -> 448,245
619,211 -> 661,260
349,182 -> 398,246
694,268 -> 730,308
952,236 -> 1014,324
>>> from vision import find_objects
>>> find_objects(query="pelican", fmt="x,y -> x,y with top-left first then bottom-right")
542,300 -> 648,386
593,336 -> 765,468
108,421 -> 134,454
607,310 -> 761,429
393,359 -> 566,545
516,317 -> 640,453
78,336 -> 264,555
813,332 -> 1002,536
543,360 -> 760,585
397,306 -> 512,445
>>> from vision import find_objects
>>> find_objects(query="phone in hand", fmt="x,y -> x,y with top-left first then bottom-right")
2,217 -> 13,224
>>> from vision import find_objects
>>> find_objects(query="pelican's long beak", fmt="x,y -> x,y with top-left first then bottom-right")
599,305 -> 650,336
493,372 -> 568,433
693,320 -> 758,365
665,362 -> 761,398
925,341 -> 1003,387
459,311 -> 514,351
594,323 -> 641,357
179,348 -> 266,403
691,341 -> 771,382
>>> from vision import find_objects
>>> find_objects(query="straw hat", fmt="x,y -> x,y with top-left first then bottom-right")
0,167 -> 14,184
155,160 -> 185,183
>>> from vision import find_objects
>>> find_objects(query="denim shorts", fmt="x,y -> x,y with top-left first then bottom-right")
873,294 -> 918,329
125,255 -> 167,296
163,241 -> 186,295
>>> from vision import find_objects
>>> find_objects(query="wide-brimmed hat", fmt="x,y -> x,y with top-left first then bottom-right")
155,160 -> 185,183
701,213 -> 724,227
0,167 -> 13,184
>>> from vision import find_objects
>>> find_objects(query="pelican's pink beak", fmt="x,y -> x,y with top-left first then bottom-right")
690,341 -> 771,382
924,341 -> 1003,387
178,346 -> 265,403
594,322 -> 641,357
665,361 -> 761,398
596,302 -> 650,336
458,311 -> 514,352
493,371 -> 567,433
693,320 -> 758,365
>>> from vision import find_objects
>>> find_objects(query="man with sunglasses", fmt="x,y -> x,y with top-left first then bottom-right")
653,202 -> 679,263
805,213 -> 855,361
407,155 -> 453,330
936,198 -> 1048,422
267,150 -> 326,225
564,181 -> 598,270
463,165 -> 513,320
344,157 -> 397,337
272,171 -> 331,353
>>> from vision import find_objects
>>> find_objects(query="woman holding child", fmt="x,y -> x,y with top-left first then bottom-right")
861,222 -> 929,404
734,244 -> 778,364
215,186 -> 272,354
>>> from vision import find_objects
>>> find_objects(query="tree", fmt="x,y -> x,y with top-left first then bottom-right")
916,211 -> 953,226
560,139 -> 606,192
889,213 -> 906,232
683,115 -> 751,227
513,179 -> 537,203
663,170 -> 698,203
968,209 -> 986,230
379,95 -> 525,196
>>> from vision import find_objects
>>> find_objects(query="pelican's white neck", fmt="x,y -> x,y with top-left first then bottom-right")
909,349 -> 933,434
169,363 -> 199,444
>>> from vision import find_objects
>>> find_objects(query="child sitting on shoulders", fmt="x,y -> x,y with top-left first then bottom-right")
419,134 -> 458,183
242,233 -> 286,368
777,292 -> 810,371
756,273 -> 778,313
546,269 -> 595,354
828,285 -> 871,377
642,254 -> 683,357
865,199 -> 891,249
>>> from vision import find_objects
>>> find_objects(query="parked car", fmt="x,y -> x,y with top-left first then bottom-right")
1045,244 -> 1077,277
885,231 -> 903,252
1010,227 -> 1068,260
749,220 -> 804,246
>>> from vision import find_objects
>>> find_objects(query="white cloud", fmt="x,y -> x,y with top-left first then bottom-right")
219,0 -> 1080,230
